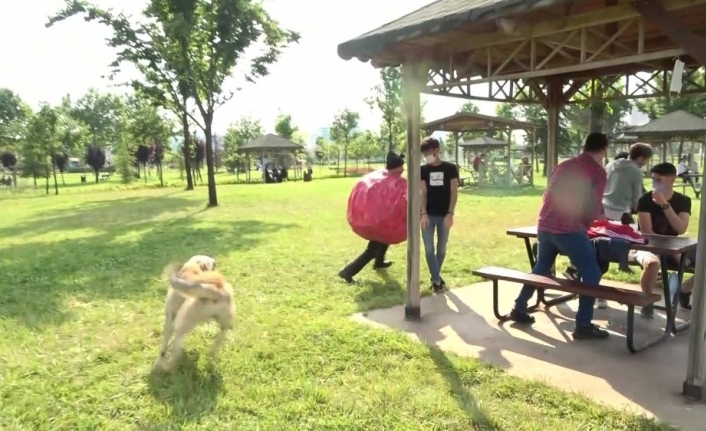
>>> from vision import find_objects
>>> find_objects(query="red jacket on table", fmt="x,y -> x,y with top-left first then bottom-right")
587,220 -> 646,244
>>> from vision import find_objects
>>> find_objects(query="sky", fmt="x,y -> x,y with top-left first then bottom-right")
0,0 -> 501,144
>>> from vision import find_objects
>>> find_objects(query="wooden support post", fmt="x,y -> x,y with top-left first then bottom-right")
403,62 -> 423,321
545,79 -> 563,176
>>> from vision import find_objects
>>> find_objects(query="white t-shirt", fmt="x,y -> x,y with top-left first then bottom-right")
677,161 -> 689,175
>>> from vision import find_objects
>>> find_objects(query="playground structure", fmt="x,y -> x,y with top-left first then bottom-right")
238,134 -> 306,182
338,0 -> 706,400
422,112 -> 535,187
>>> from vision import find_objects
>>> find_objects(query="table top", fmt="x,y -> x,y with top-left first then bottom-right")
506,226 -> 697,254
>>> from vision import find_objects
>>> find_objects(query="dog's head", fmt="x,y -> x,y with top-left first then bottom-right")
183,255 -> 217,272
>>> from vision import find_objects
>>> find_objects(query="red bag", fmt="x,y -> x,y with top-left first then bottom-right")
347,169 -> 408,244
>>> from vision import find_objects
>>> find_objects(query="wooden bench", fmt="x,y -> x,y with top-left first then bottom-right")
459,176 -> 472,187
472,266 -> 663,353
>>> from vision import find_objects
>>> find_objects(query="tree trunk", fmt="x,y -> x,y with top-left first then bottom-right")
33,175 -> 37,188
343,143 -> 348,177
45,164 -> 50,195
589,102 -> 605,133
204,116 -> 218,207
158,163 -> 164,187
12,168 -> 17,189
95,170 -> 99,183
388,120 -> 393,153
60,170 -> 65,185
52,155 -> 59,195
181,110 -> 194,191
144,163 -> 147,183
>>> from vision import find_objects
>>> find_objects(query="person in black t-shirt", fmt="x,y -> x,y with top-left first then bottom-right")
634,162 -> 695,317
420,137 -> 459,293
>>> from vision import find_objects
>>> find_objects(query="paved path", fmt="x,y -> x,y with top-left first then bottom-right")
353,280 -> 703,430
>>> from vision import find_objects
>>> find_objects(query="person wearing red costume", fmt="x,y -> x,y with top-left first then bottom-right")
338,152 -> 406,283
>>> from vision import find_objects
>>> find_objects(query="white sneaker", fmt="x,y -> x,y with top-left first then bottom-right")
596,298 -> 608,309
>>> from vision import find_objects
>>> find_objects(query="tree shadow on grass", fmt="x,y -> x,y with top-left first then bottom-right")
0,193 -> 200,238
146,350 -> 224,423
426,346 -> 500,430
0,213 -> 297,328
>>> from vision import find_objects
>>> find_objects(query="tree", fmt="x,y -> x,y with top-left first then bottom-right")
0,89 -> 29,149
330,109 -> 360,177
143,0 -> 300,207
366,67 -> 403,153
0,150 -> 17,188
223,116 -> 262,179
70,89 -> 123,147
85,145 -> 107,183
150,141 -> 166,186
193,139 -> 205,183
26,105 -> 60,195
274,113 -> 297,140
52,152 -> 69,185
134,145 -> 151,181
635,70 -> 706,120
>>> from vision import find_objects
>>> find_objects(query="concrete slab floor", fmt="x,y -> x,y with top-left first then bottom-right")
352,280 -> 704,430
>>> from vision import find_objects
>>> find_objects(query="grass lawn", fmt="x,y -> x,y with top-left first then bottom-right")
0,174 -> 691,430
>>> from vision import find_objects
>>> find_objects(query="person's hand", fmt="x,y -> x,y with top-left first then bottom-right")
420,214 -> 429,229
444,213 -> 454,229
652,191 -> 667,206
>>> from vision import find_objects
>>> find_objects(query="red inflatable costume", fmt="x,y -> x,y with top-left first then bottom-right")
347,168 -> 408,245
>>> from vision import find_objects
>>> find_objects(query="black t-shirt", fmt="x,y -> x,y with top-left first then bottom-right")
421,161 -> 459,216
636,191 -> 691,236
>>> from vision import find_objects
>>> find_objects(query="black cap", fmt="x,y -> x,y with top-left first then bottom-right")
386,152 -> 405,170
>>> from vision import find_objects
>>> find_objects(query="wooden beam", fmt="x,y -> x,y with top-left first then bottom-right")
634,0 -> 706,67
425,48 -> 684,89
426,0 -> 706,55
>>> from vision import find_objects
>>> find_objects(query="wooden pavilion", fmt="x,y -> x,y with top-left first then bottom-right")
421,111 -> 536,185
630,109 -> 706,164
238,134 -> 304,182
337,0 -> 706,399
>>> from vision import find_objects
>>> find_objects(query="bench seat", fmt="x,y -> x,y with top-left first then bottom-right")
471,266 -> 664,353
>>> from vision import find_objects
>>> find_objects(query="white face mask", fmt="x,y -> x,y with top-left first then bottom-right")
424,154 -> 436,164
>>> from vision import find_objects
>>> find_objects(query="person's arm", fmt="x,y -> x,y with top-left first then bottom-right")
636,195 -> 653,233
448,164 -> 459,214
420,168 -> 428,215
664,198 -> 691,235
631,171 -> 643,212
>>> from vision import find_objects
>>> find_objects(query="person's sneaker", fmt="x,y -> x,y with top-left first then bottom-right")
431,281 -> 445,294
509,309 -> 535,324
595,298 -> 608,309
679,291 -> 692,311
338,271 -> 354,284
374,261 -> 393,270
562,266 -> 579,281
641,305 -> 655,318
572,324 -> 610,339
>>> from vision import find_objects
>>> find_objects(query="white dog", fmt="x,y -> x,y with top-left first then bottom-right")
154,255 -> 235,371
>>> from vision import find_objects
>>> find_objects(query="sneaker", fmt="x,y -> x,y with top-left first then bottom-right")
641,305 -> 655,318
374,261 -> 392,270
562,266 -> 579,281
431,282 -> 445,294
509,309 -> 535,324
338,271 -> 354,284
595,298 -> 608,309
572,324 -> 610,339
679,291 -> 692,311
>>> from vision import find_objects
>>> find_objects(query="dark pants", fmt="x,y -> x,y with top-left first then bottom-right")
516,231 -> 602,328
341,240 -> 388,277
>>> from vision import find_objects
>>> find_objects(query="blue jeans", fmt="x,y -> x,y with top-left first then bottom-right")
421,215 -> 450,283
514,231 -> 602,328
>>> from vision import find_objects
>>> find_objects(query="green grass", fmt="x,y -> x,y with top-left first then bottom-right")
0,176 -> 685,430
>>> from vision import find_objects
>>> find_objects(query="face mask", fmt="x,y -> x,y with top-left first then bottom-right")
424,154 -> 436,164
652,181 -> 663,192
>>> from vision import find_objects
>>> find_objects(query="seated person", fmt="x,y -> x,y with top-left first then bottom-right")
677,156 -> 693,186
634,162 -> 695,317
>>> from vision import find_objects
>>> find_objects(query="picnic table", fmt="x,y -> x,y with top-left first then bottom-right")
480,226 -> 697,352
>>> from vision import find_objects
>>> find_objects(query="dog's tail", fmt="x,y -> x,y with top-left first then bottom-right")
163,262 -> 227,301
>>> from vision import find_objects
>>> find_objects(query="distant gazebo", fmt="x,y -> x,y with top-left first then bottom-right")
238,134 -> 304,181
422,112 -> 536,186
630,110 -> 706,165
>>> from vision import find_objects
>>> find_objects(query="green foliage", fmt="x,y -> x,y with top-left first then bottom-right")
366,67 -> 404,153
223,116 -> 263,170
274,113 -> 297,140
0,88 -> 30,149
331,108 -> 360,177
69,88 -> 123,146
635,70 -> 706,119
